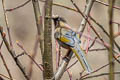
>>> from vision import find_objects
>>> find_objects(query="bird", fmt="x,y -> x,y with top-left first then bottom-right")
52,15 -> 92,73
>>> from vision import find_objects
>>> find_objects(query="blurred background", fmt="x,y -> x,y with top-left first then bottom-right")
0,0 -> 120,80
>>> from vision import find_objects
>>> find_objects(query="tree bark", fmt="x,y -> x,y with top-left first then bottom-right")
43,0 -> 54,80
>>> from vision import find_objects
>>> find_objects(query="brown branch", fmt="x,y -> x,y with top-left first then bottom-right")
80,61 -> 111,80
88,37 -> 97,50
2,0 -> 13,48
88,48 -> 107,51
0,26 -> 29,80
6,0 -> 31,12
0,51 -> 13,80
16,42 -> 43,71
82,71 -> 120,80
28,36 -> 39,79
0,40 -> 3,49
32,0 -> 44,55
0,74 -> 11,80
89,16 -> 120,51
66,60 -> 78,71
43,0 -> 54,79
77,0 -> 95,34
95,0 -> 120,11
108,0 -> 115,80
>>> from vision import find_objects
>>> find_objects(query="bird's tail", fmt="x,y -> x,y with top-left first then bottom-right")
71,45 -> 92,73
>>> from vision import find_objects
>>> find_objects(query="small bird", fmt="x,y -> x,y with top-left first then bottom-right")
52,15 -> 92,73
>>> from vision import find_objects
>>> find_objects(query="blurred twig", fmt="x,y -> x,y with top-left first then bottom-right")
32,0 -> 44,56
6,0 -> 31,11
96,0 -> 120,11
89,16 -> 120,51
0,40 -> 3,49
0,26 -> 29,80
77,0 -> 95,35
2,0 -> 13,48
16,42 -> 43,71
28,36 -> 39,79
108,0 -> 115,80
82,71 -> 120,80
88,37 -> 97,50
79,52 -> 120,80
0,74 -> 11,80
88,48 -> 107,51
0,51 -> 13,80
67,70 -> 72,80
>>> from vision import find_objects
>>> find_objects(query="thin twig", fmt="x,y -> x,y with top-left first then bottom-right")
79,52 -> 120,80
67,70 -> 72,80
88,48 -> 107,51
82,71 -> 120,80
0,74 -> 11,80
2,0 -> 13,48
6,0 -> 31,12
0,51 -> 13,80
32,0 -> 44,55
0,26 -> 29,80
16,42 -> 43,71
89,16 -> 120,51
28,36 -> 40,79
95,0 -> 120,11
66,60 -> 78,71
0,40 -> 4,49
88,37 -> 97,50
80,62 -> 109,80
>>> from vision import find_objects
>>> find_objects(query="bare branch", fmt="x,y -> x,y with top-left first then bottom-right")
43,0 -> 54,79
32,0 -> 44,55
16,42 -> 43,71
2,0 -> 13,48
0,74 -> 11,80
0,26 -> 29,80
108,0 -> 115,80
28,36 -> 39,79
82,72 -> 120,80
0,51 -> 13,80
96,0 -> 120,11
6,0 -> 31,12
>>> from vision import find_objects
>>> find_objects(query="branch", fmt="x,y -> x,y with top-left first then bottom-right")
32,0 -> 44,55
43,0 -> 54,79
82,71 -> 120,80
0,26 -> 29,80
0,51 -> 13,80
2,0 -> 13,48
108,0 -> 115,80
89,16 -> 120,51
6,0 -> 31,11
0,74 -> 11,80
28,36 -> 39,79
52,50 -> 73,80
78,0 -> 95,34
16,42 -> 43,71
95,0 -> 120,11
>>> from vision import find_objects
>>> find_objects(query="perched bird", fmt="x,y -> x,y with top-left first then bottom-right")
52,15 -> 92,73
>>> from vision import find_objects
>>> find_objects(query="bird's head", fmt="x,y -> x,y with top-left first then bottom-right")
52,15 -> 67,28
